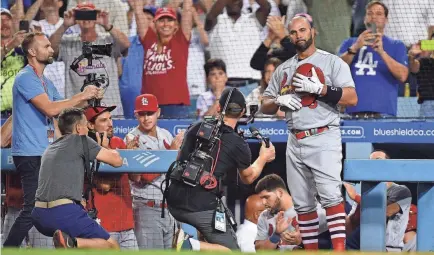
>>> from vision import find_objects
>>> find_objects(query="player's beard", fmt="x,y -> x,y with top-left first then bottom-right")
295,36 -> 313,52
270,196 -> 282,215
38,56 -> 54,65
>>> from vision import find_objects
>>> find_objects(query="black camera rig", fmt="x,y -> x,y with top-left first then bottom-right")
70,42 -> 112,107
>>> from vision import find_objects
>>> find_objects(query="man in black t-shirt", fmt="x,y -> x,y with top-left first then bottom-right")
166,88 -> 276,251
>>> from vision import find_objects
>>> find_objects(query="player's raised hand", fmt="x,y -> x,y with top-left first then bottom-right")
126,134 -> 139,149
170,131 -> 185,150
276,94 -> 302,111
292,67 -> 324,95
275,211 -> 292,234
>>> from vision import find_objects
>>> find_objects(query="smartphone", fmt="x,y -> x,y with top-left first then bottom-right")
19,20 -> 30,32
366,22 -> 377,43
421,40 -> 434,51
74,10 -> 97,21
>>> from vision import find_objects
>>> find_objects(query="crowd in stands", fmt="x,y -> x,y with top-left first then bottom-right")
1,0 -> 433,119
0,0 -> 432,251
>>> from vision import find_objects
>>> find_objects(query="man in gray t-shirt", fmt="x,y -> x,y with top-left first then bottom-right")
32,108 -> 123,250
36,134 -> 100,203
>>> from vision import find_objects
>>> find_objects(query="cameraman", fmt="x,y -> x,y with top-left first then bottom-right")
31,107 -> 122,249
166,88 -> 276,251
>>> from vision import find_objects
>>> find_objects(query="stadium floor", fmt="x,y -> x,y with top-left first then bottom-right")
2,250 -> 434,255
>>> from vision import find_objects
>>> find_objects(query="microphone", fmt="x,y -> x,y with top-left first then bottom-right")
249,126 -> 270,148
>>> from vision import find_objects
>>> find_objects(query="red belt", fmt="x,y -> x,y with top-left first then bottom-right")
292,126 -> 329,140
145,200 -> 167,208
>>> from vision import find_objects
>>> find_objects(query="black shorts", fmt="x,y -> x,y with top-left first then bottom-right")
168,206 -> 239,250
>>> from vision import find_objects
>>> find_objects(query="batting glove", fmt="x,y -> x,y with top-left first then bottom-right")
292,67 -> 324,95
275,94 -> 302,111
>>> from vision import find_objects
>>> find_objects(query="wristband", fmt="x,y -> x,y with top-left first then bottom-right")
319,86 -> 343,105
269,233 -> 280,244
105,24 -> 114,32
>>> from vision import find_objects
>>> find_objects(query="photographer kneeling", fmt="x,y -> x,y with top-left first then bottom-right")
165,88 -> 276,251
31,107 -> 123,249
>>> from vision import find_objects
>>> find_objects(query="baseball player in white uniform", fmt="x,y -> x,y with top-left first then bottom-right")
125,94 -> 184,249
261,14 -> 358,251
254,174 -> 329,251
345,151 -> 412,252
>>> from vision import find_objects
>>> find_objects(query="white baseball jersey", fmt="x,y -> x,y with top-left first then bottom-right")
348,183 -> 412,252
256,204 -> 328,250
263,49 -> 355,130
126,126 -> 174,200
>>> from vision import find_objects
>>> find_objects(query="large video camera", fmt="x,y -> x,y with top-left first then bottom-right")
170,90 -> 266,191
70,42 -> 112,107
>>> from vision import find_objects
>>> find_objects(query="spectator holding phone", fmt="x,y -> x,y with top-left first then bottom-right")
338,1 -> 408,117
49,2 -> 130,117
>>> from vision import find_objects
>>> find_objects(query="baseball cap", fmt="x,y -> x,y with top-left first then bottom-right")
76,2 -> 96,10
0,8 -> 12,18
84,105 -> 117,122
135,94 -> 159,113
144,6 -> 157,17
219,88 -> 246,113
154,7 -> 177,21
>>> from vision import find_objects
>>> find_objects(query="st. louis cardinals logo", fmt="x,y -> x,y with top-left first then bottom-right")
279,72 -> 294,95
268,224 -> 274,237
142,97 -> 148,105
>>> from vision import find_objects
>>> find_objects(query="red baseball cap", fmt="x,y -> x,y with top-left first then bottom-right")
135,94 -> 159,113
154,7 -> 177,21
76,2 -> 96,10
84,105 -> 116,122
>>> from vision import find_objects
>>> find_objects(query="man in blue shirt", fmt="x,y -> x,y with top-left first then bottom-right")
338,1 -> 409,117
3,32 -> 100,247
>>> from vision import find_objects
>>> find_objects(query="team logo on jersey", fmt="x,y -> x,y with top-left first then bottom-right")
268,224 -> 274,237
142,97 -> 149,105
279,72 -> 293,95
133,151 -> 160,167
163,140 -> 171,150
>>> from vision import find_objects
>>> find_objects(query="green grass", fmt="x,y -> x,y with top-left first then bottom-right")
2,250 -> 434,255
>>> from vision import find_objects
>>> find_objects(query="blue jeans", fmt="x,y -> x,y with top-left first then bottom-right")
3,156 -> 41,247
32,203 -> 110,240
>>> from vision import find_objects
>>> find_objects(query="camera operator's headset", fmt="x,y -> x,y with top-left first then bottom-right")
161,88 -> 243,217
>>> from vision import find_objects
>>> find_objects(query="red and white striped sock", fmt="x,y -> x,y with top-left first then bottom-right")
326,203 -> 346,251
298,211 -> 319,250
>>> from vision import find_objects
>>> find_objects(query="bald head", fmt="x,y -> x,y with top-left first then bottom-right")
244,194 -> 265,224
288,15 -> 315,53
370,150 -> 389,159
